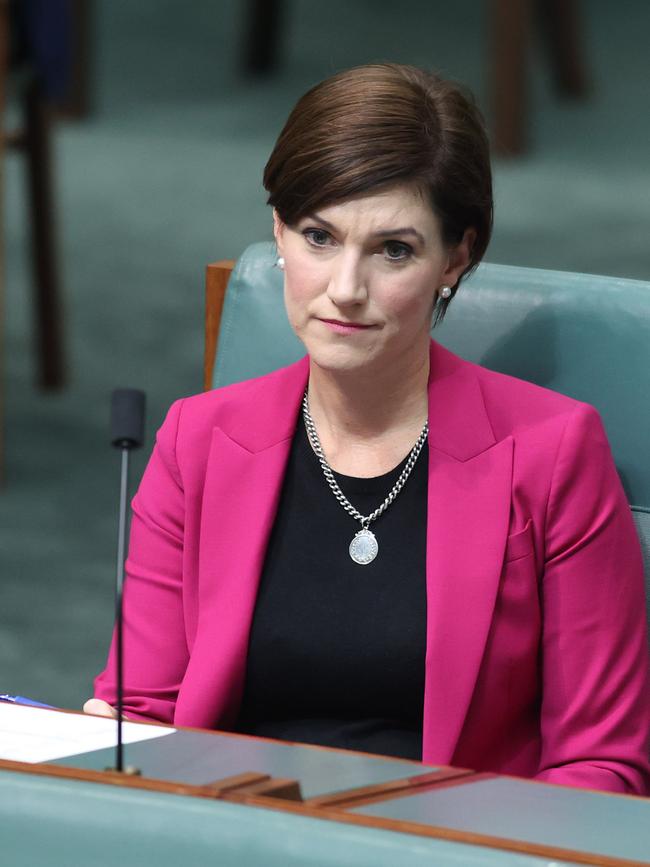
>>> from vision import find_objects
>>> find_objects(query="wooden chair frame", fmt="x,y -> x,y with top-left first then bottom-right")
204,260 -> 235,391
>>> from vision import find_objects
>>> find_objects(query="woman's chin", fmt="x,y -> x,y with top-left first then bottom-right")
306,342 -> 378,375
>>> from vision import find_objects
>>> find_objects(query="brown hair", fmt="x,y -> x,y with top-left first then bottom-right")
263,63 -> 493,320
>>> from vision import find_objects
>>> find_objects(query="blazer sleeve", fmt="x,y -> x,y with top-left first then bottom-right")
536,402 -> 650,793
94,399 -> 188,723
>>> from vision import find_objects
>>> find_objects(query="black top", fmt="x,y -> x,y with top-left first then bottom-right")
235,419 -> 428,760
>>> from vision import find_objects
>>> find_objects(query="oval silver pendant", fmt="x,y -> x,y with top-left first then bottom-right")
349,528 -> 378,565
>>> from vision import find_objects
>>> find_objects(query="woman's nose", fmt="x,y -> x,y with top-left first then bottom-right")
326,256 -> 368,307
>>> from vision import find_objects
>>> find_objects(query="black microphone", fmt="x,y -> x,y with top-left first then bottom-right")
111,389 -> 145,449
109,388 -> 145,774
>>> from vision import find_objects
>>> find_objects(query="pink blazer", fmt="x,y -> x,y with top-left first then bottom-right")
95,341 -> 650,794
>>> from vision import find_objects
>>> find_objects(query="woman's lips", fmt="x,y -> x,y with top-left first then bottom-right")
318,318 -> 374,334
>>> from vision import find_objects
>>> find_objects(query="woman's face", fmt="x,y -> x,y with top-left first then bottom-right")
274,183 -> 472,377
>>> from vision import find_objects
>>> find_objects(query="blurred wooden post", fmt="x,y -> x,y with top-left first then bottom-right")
539,0 -> 589,97
23,75 -> 65,389
491,0 -> 533,156
58,0 -> 93,119
491,0 -> 589,156
0,0 -> 8,482
242,0 -> 283,75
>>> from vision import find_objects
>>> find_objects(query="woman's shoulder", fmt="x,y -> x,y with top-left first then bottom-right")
434,341 -> 602,441
155,356 -> 309,457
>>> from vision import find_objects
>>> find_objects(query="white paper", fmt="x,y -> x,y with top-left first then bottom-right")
0,703 -> 175,763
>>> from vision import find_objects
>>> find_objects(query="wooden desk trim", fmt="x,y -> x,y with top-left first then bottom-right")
0,758 -> 278,801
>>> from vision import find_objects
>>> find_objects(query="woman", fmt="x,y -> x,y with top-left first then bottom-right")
86,64 -> 650,794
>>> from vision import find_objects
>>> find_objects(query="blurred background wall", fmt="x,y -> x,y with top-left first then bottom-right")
2,0 -> 649,709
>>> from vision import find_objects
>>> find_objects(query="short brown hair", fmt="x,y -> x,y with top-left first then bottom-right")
264,63 -> 493,319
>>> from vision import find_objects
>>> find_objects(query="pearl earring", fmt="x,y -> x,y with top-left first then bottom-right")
440,285 -> 452,299
277,256 -> 285,270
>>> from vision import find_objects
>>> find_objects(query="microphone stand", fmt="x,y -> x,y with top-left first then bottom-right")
114,443 -> 130,772
109,388 -> 145,775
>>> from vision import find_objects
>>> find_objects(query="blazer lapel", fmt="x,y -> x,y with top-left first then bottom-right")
175,359 -> 309,728
422,342 -> 513,762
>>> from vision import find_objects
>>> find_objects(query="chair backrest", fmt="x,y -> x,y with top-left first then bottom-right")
207,241 -> 650,622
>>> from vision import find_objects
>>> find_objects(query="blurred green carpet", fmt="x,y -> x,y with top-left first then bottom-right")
2,0 -> 649,709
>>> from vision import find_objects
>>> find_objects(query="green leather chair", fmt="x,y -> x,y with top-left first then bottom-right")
211,241 -> 650,626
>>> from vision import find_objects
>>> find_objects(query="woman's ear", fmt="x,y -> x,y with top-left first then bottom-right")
442,227 -> 476,287
272,209 -> 285,256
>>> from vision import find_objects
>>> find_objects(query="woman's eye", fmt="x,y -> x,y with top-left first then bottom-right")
384,241 -> 412,261
303,228 -> 331,247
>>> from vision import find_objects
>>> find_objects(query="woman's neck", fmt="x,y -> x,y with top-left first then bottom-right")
305,350 -> 430,476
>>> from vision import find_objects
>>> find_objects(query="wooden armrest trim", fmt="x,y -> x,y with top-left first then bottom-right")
204,260 -> 235,391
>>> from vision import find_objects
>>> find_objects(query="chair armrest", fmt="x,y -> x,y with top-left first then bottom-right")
204,260 -> 235,391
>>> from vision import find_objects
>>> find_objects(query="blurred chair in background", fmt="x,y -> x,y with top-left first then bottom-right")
3,0 -> 85,392
242,0 -> 589,155
1,0 -> 90,478
204,243 -> 650,624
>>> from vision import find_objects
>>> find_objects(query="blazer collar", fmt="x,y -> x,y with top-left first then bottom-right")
216,357 -> 309,454
216,341 -> 496,462
426,341 -> 496,462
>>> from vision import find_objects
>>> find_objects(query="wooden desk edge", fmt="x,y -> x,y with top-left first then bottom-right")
0,758 -> 286,802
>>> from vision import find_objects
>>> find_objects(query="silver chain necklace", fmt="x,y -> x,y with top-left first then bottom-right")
302,391 -> 429,566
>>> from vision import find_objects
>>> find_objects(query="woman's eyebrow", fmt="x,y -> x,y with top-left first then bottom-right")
307,215 -> 425,246
307,213 -> 335,229
373,227 -> 425,245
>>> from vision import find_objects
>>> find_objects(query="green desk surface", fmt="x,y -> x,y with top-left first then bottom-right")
51,726 -> 438,800
1,770 -> 575,867
353,776 -> 650,864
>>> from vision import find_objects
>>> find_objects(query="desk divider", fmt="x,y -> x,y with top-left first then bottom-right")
302,765 -> 475,809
